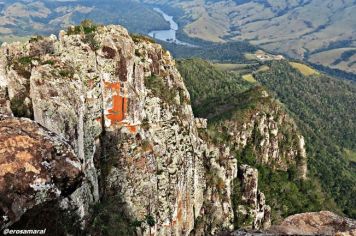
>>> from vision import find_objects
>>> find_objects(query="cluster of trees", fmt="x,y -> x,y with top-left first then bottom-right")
257,165 -> 337,223
309,62 -> 356,82
331,49 -> 356,66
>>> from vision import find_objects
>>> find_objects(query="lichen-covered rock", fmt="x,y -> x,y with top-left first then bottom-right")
0,42 -> 34,118
232,211 -> 356,235
0,115 -> 82,229
235,165 -> 271,230
0,51 -> 12,116
192,145 -> 238,235
0,24 -> 271,235
195,118 -> 208,129
0,85 -> 11,116
268,211 -> 356,235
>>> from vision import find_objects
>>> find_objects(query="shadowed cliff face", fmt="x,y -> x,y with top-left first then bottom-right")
0,23 -> 271,235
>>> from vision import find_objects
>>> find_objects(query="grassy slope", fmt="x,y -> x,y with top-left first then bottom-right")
289,62 -> 319,76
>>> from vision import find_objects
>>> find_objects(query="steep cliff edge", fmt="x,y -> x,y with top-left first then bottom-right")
0,22 -> 270,235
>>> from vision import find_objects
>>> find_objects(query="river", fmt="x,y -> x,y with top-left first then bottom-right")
148,8 -> 192,46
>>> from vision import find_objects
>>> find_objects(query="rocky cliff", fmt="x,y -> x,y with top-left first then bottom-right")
0,22 -> 271,235
233,165 -> 271,230
208,87 -> 307,179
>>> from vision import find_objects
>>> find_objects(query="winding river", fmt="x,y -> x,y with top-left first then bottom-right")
148,8 -> 191,46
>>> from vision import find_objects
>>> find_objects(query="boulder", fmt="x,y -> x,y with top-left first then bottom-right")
268,211 -> 356,236
0,115 -> 82,229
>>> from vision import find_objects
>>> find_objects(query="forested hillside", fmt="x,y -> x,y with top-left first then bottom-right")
176,58 -> 253,117
254,61 -> 356,218
164,41 -> 258,64
177,59 -> 346,222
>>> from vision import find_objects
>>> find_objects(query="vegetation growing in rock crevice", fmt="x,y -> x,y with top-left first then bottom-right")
231,176 -> 243,228
67,19 -> 98,35
29,35 -> 45,43
10,95 -> 32,118
144,75 -> 177,105
58,65 -> 76,78
131,33 -> 156,44
11,56 -> 36,79
67,20 -> 101,50
7,56 -> 35,118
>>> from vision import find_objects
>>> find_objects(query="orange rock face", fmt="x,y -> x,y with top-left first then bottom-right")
0,115 -> 82,228
105,81 -> 128,125
104,81 -> 138,134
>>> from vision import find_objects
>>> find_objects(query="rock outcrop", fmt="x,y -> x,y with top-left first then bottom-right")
213,88 -> 307,179
268,211 -> 356,236
234,165 -> 271,230
229,211 -> 356,236
232,211 -> 356,236
0,56 -> 12,116
0,115 -> 82,229
0,23 -> 261,235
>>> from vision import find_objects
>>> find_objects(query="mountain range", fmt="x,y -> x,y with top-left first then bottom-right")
142,0 -> 356,74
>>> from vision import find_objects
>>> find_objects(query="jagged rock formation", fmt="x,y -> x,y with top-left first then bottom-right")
0,86 -> 11,115
234,165 -> 271,230
0,115 -> 82,229
0,23 -> 273,235
212,88 -> 307,179
0,42 -> 34,118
